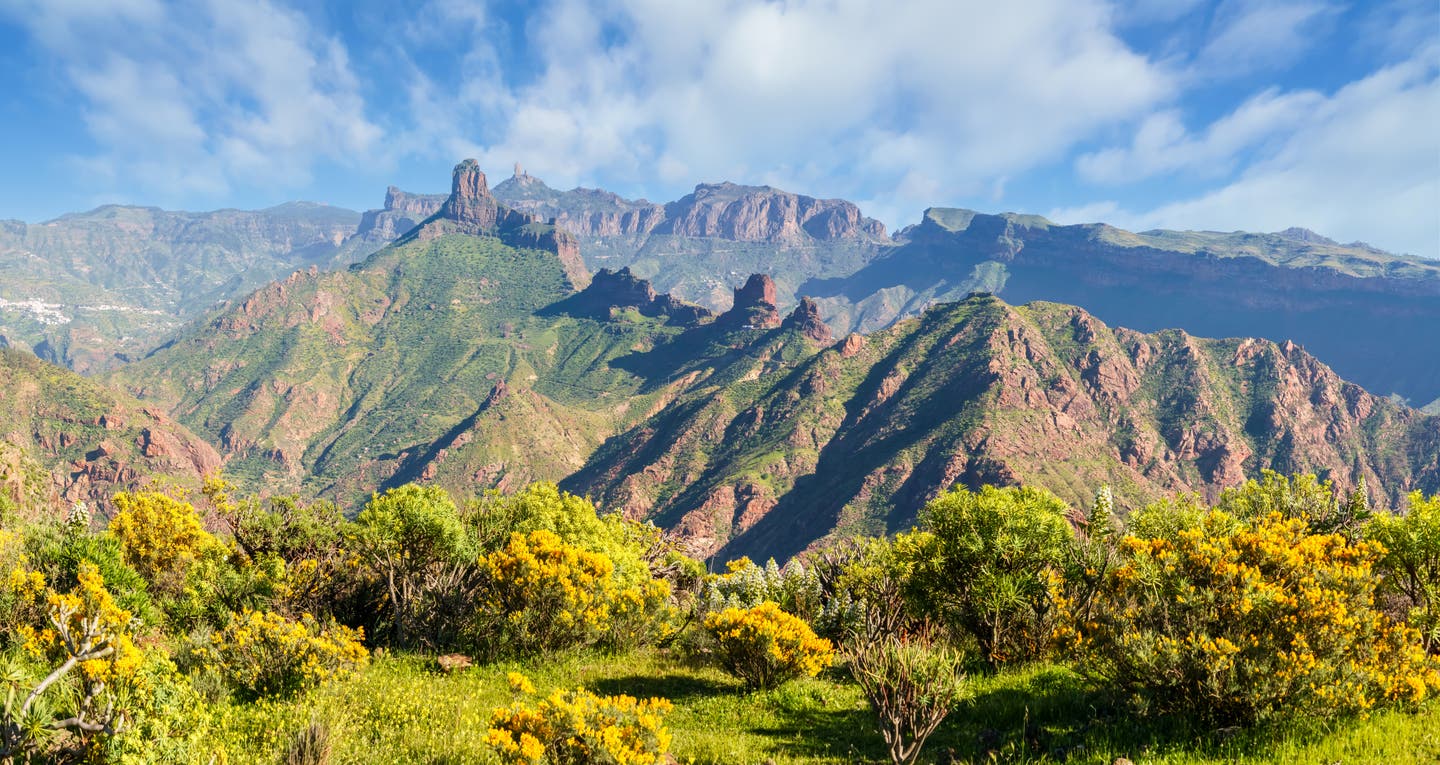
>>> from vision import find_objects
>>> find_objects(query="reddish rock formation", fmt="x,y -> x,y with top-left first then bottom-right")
657,183 -> 886,244
717,274 -> 782,329
781,297 -> 834,344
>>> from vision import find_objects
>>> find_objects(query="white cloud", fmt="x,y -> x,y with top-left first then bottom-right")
1192,0 -> 1338,79
1064,48 -> 1440,257
414,0 -> 1173,225
0,0 -> 382,199
1076,87 -> 1326,183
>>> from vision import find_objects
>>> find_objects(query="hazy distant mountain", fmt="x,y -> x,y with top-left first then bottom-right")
492,168 -> 890,310
803,207 -> 1440,404
0,202 -> 364,372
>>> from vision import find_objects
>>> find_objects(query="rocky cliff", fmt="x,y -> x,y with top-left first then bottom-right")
352,187 -> 446,241
0,347 -> 220,511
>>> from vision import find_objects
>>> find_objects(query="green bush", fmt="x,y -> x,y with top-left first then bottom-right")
348,484 -> 476,648
904,485 -> 1073,665
1368,491 -> 1440,652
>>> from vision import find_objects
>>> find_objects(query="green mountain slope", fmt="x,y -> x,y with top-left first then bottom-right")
108,162 -> 712,500
567,295 -> 1440,561
0,347 -> 220,512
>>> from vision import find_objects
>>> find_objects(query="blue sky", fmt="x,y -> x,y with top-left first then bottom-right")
0,0 -> 1436,257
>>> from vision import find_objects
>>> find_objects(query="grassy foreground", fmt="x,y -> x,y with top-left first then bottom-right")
211,648 -> 1440,764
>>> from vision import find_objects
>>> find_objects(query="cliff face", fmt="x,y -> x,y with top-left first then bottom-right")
656,183 -> 886,243
491,174 -> 891,314
0,348 -> 220,511
353,187 -> 446,241
566,296 -> 1439,560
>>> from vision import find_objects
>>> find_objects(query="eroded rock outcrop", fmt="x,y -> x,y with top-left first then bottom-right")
782,297 -> 834,344
559,267 -> 714,325
657,183 -> 886,243
716,274 -> 782,329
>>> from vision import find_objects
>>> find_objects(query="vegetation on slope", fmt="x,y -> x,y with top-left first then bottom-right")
1,473 -> 1438,763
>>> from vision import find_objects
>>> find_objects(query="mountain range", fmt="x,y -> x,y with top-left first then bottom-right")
3,160 -> 1437,559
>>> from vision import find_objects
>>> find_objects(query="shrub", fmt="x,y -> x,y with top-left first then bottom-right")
485,674 -> 673,765
703,601 -> 834,689
5,562 -> 143,759
348,484 -> 476,648
699,557 -> 824,628
109,490 -> 220,596
847,634 -> 967,765
1063,509 -> 1440,723
905,485 -> 1073,665
467,482 -> 651,586
474,529 -> 670,656
1367,491 -> 1440,652
205,609 -> 368,698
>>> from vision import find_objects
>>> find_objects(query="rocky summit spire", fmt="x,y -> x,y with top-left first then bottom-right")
718,273 -> 781,329
781,296 -> 833,344
439,159 -> 500,231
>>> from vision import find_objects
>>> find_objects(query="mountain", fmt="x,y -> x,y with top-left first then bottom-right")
802,208 -> 1440,404
101,161 -> 1440,562
566,295 -> 1440,561
0,347 -> 220,511
107,160 -> 681,497
491,169 -> 890,311
0,202 -> 365,372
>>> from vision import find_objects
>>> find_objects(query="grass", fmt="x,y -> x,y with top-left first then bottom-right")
211,648 -> 1440,765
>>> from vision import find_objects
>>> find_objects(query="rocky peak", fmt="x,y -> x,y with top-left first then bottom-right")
718,274 -> 781,329
781,297 -> 833,344
439,159 -> 502,231
1275,227 -> 1338,246
658,183 -> 886,243
591,267 -> 659,304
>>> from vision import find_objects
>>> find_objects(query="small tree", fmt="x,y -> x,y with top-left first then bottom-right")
847,633 -> 966,765
1368,491 -> 1440,652
906,485 -> 1073,665
348,484 -> 475,648
3,563 -> 142,759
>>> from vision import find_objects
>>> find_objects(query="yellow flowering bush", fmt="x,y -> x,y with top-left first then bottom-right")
475,530 -> 671,656
0,528 -> 46,642
486,673 -> 673,765
109,490 -> 221,596
1062,510 -> 1440,723
205,609 -> 368,698
703,601 -> 834,689
24,561 -> 144,685
5,562 -> 143,758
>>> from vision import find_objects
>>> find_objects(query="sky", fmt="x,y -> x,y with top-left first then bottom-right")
0,0 -> 1436,258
